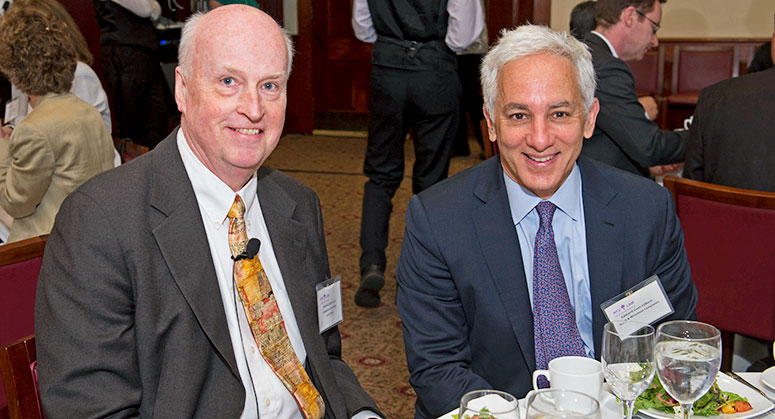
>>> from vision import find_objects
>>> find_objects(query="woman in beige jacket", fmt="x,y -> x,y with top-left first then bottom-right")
0,5 -> 114,243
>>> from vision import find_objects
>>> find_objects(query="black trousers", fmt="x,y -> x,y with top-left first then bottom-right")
359,65 -> 460,271
101,44 -> 169,148
453,53 -> 485,155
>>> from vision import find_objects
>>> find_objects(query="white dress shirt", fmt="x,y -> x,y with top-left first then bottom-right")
110,0 -> 161,20
504,164 -> 595,357
177,130 -> 306,418
351,0 -> 485,52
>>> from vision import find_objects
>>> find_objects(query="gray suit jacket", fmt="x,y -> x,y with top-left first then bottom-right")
35,131 -> 380,418
683,67 -> 775,192
582,33 -> 687,177
396,156 -> 697,419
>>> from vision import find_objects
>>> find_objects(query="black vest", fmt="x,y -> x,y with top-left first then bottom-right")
93,0 -> 158,51
366,0 -> 456,71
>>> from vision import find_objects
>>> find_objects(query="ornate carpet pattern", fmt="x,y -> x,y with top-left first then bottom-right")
265,134 -> 481,418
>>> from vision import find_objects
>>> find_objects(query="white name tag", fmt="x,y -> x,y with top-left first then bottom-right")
316,275 -> 343,334
600,275 -> 674,336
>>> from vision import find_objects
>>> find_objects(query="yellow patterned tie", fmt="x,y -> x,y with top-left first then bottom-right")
227,195 -> 325,419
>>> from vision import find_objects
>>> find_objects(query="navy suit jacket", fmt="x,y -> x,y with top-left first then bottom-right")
582,32 -> 687,176
396,156 -> 697,419
35,131 -> 381,418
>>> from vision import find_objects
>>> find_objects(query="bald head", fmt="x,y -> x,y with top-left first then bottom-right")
178,5 -> 294,78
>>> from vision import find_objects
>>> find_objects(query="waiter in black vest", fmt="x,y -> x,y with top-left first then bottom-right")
351,0 -> 484,308
94,0 -> 169,148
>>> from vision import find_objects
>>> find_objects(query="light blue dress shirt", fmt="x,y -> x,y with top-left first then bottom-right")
503,164 -> 595,357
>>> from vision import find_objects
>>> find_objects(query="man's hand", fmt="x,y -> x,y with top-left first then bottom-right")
649,163 -> 683,177
638,96 -> 658,121
1,119 -> 11,139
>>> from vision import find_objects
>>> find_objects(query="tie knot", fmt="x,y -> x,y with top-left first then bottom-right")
228,195 -> 245,220
536,201 -> 557,226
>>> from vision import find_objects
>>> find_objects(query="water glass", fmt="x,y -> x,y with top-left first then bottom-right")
655,320 -> 722,419
459,389 -> 520,419
601,321 -> 655,419
525,388 -> 600,418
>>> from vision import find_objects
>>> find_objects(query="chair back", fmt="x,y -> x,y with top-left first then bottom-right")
626,47 -> 665,97
0,335 -> 41,419
663,176 -> 775,342
0,235 -> 47,418
668,45 -> 738,105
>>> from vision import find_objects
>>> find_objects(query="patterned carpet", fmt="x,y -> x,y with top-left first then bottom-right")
265,134 -> 482,418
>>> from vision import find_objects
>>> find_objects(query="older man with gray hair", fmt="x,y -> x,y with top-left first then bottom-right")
396,24 -> 696,419
35,5 -> 381,418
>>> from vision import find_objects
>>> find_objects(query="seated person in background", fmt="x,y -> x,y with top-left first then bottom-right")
683,67 -> 775,192
570,0 -> 596,41
18,0 -> 112,132
747,15 -> 774,74
35,6 -> 382,418
582,0 -> 686,177
0,5 -> 114,243
396,24 -> 697,419
570,0 -> 659,123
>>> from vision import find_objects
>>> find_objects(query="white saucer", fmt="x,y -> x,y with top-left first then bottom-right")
761,366 -> 775,393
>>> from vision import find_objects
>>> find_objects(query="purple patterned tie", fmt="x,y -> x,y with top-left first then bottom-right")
532,201 -> 586,387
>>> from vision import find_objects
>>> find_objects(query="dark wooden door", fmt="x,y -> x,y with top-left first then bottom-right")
285,0 -> 551,134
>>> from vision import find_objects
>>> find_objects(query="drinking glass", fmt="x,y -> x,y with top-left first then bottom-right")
655,320 -> 722,419
601,321 -> 655,419
459,389 -> 519,419
525,389 -> 600,418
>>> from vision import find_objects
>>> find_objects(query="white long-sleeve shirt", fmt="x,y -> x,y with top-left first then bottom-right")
111,0 -> 161,20
351,0 -> 484,52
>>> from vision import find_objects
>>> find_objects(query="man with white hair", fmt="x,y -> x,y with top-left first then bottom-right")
36,6 -> 382,418
396,24 -> 697,419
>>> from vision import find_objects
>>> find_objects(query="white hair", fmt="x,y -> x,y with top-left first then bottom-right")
480,24 -> 597,117
177,11 -> 295,78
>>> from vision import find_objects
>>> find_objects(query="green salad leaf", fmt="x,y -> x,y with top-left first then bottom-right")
634,376 -> 750,416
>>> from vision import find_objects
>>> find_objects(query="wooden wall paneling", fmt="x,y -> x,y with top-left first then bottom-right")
286,0 -> 314,133
56,0 -> 102,78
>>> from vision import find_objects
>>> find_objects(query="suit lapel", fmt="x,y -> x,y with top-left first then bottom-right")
472,158 -> 537,368
578,158 -> 624,355
149,132 -> 241,377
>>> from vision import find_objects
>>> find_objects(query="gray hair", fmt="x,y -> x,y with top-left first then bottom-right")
177,11 -> 295,78
480,24 -> 596,117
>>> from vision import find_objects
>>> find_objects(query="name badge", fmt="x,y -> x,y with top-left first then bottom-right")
600,275 -> 674,336
316,275 -> 343,334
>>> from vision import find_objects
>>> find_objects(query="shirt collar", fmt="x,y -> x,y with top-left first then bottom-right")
504,163 -> 582,226
177,129 -> 258,228
590,30 -> 619,58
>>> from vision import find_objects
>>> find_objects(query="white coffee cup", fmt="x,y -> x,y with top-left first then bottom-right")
532,356 -> 604,402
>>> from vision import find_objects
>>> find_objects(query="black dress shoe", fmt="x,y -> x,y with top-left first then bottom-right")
354,265 -> 384,308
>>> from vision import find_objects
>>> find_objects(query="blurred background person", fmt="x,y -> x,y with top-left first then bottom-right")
569,0 -> 596,41
208,0 -> 258,8
0,5 -> 114,243
683,67 -> 775,192
451,0 -> 488,158
94,0 -> 169,148
747,14 -> 774,74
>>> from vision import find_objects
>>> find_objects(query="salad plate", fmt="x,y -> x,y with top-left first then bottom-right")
638,372 -> 775,419
761,366 -> 775,393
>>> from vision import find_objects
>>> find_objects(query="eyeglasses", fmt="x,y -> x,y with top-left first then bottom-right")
635,9 -> 661,34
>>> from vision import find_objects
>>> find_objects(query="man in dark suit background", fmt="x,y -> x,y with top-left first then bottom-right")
582,0 -> 687,177
683,68 -> 775,192
396,24 -> 697,419
35,6 -> 381,418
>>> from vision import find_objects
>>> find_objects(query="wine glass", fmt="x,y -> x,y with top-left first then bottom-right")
459,389 -> 520,419
655,320 -> 722,419
601,321 -> 655,419
525,389 -> 600,418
